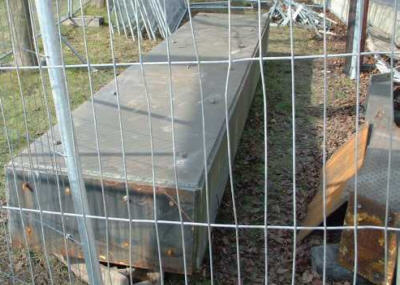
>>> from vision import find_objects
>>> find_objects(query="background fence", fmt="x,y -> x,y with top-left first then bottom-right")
0,0 -> 399,284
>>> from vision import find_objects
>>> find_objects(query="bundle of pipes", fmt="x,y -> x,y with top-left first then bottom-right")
374,54 -> 400,83
109,0 -> 187,40
268,0 -> 336,36
191,1 -> 255,10
190,0 -> 270,11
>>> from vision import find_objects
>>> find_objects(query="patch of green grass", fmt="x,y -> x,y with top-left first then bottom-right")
0,0 -> 11,57
275,100 -> 292,114
0,10 -> 159,200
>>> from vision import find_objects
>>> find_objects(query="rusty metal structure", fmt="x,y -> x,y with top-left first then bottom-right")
338,73 -> 400,284
6,12 -> 270,274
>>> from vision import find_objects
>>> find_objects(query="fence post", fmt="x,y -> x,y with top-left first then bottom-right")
345,0 -> 364,79
34,1 -> 103,284
67,0 -> 73,18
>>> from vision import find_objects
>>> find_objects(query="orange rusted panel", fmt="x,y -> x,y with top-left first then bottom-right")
338,193 -> 397,285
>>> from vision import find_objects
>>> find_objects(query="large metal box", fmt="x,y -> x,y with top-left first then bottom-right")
338,73 -> 400,284
6,13 -> 270,273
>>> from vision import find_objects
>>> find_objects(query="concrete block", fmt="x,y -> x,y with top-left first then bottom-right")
311,244 -> 371,284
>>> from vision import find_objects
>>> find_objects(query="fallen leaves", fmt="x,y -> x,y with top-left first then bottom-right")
203,12 -> 373,284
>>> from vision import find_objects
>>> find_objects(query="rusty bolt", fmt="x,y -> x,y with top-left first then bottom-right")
166,248 -> 174,257
22,182 -> 33,192
122,241 -> 129,248
208,97 -> 217,104
65,187 -> 71,195
26,227 -> 32,235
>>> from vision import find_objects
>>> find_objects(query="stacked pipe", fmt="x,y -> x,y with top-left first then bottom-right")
268,0 -> 335,36
109,0 -> 187,40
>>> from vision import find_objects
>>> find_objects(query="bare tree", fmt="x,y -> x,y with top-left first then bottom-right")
8,0 -> 37,66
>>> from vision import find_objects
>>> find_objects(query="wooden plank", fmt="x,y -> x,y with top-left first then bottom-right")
297,123 -> 369,242
338,193 -> 397,284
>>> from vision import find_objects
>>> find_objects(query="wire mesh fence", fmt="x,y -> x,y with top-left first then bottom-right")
0,0 -> 399,284
0,0 -> 91,62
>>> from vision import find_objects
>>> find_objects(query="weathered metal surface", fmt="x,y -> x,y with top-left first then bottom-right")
344,73 -> 400,213
338,73 -> 400,284
6,13 -> 270,273
338,193 -> 397,284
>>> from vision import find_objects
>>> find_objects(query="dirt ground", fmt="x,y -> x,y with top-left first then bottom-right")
191,15 -> 376,285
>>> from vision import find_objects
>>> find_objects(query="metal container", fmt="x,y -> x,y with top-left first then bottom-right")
338,73 -> 400,284
6,13 -> 270,274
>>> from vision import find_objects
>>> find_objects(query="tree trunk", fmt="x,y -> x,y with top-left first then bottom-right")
93,0 -> 106,8
8,0 -> 37,67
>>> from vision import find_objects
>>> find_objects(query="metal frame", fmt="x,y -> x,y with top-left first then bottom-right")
34,0 -> 103,283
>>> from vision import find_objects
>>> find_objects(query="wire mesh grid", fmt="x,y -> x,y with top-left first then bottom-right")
0,0 -> 399,284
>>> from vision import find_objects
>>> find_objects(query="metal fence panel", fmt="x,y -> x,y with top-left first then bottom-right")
0,0 -> 399,284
